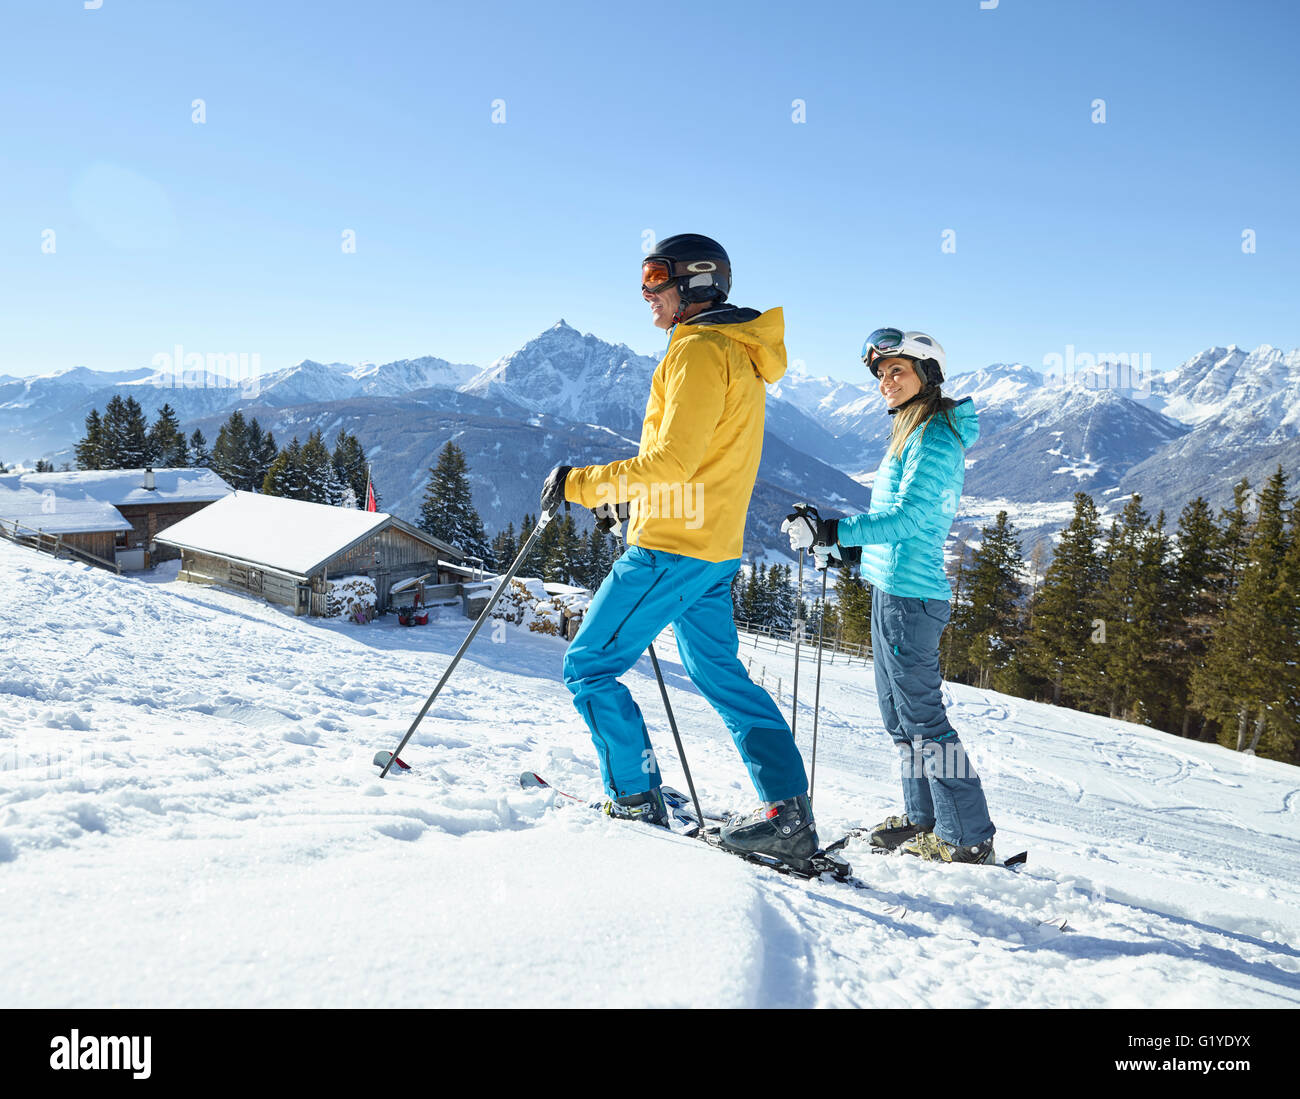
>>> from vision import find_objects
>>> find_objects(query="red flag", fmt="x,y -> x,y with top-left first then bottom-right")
365,469 -> 377,512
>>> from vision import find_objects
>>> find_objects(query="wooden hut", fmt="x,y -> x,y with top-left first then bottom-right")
154,490 -> 469,616
0,467 -> 233,570
0,479 -> 132,571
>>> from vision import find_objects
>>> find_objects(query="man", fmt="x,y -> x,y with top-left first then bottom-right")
539,234 -> 819,870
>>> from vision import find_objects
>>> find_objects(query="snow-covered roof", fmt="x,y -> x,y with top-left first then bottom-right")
4,467 -> 233,507
0,484 -> 132,534
154,491 -> 458,578
543,582 -> 590,597
389,572 -> 433,594
436,559 -> 483,578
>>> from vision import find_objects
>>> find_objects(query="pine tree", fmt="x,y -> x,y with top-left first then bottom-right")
542,512 -> 586,585
1218,479 -> 1254,598
806,595 -> 826,639
950,511 -> 1024,690
772,565 -> 797,634
100,397 -> 127,468
834,567 -> 872,647
492,522 -> 519,577
1025,538 -> 1049,626
530,512 -> 559,580
262,437 -> 307,499
248,418 -> 278,493
737,561 -> 761,625
584,524 -> 616,590
1125,503 -> 1173,723
211,411 -> 256,490
99,395 -> 149,469
293,429 -> 342,505
1022,493 -> 1104,707
146,403 -> 189,467
418,442 -> 491,561
761,565 -> 792,634
189,429 -> 211,468
331,429 -> 370,505
944,536 -> 969,680
1085,496 -> 1169,721
1167,497 -> 1222,739
1138,510 -> 1178,728
1193,467 -> 1293,757
1270,501 -> 1300,763
119,396 -> 149,468
75,409 -> 106,470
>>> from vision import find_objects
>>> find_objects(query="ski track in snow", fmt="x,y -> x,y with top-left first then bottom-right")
1,541 -> 1298,1008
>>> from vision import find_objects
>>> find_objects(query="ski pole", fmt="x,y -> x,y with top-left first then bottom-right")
647,642 -> 706,832
790,546 -> 805,744
809,561 -> 829,809
784,501 -> 816,746
379,508 -> 557,778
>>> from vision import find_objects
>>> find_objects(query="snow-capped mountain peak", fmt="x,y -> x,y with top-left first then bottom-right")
459,322 -> 659,433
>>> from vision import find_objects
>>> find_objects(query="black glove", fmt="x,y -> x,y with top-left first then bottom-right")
591,501 -> 629,536
815,516 -> 839,547
541,465 -> 573,515
812,540 -> 862,573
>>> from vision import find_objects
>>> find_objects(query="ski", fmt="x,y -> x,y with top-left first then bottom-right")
697,825 -> 854,882
516,774 -> 1069,931
373,750 -> 413,773
519,770 -> 724,832
822,828 -> 1029,871
519,771 -> 856,884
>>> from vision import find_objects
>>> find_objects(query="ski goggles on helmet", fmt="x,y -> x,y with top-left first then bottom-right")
641,258 -> 676,294
861,327 -> 906,373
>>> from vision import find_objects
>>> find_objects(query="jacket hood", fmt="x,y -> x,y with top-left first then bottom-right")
945,396 -> 980,448
682,305 -> 786,383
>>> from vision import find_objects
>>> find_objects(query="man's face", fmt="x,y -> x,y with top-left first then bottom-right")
644,282 -> 680,330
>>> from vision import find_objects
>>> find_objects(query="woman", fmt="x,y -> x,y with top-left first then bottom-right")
784,328 -> 998,864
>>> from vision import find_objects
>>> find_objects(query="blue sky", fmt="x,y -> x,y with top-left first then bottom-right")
2,0 -> 1297,384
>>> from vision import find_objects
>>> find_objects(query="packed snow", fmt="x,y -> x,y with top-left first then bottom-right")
1,539 -> 1298,1008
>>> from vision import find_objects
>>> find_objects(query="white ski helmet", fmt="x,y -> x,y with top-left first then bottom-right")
862,328 -> 946,386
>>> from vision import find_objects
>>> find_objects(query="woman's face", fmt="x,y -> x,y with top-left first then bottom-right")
876,356 -> 924,409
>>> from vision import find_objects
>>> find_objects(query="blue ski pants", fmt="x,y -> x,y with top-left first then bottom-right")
871,587 -> 996,847
563,546 -> 809,803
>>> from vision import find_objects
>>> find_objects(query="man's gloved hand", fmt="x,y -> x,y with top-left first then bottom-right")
592,501 -> 628,538
541,465 -> 573,515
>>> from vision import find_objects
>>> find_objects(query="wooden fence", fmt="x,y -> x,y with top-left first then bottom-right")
0,519 -> 121,574
730,618 -> 871,666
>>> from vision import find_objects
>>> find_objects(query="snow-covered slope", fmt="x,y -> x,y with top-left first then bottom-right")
2,540 -> 1297,1008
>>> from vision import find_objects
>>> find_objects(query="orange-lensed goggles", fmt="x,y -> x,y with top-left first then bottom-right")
641,258 -> 676,294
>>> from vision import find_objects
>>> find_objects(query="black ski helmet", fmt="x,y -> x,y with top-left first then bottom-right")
644,234 -> 731,304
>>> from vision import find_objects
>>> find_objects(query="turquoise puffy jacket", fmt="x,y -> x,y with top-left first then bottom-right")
837,397 -> 979,600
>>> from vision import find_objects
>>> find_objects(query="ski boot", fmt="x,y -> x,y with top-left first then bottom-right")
868,811 -> 925,851
900,830 -> 996,865
599,788 -> 669,828
716,794 -> 819,873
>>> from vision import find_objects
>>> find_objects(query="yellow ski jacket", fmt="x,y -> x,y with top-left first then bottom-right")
564,305 -> 786,562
